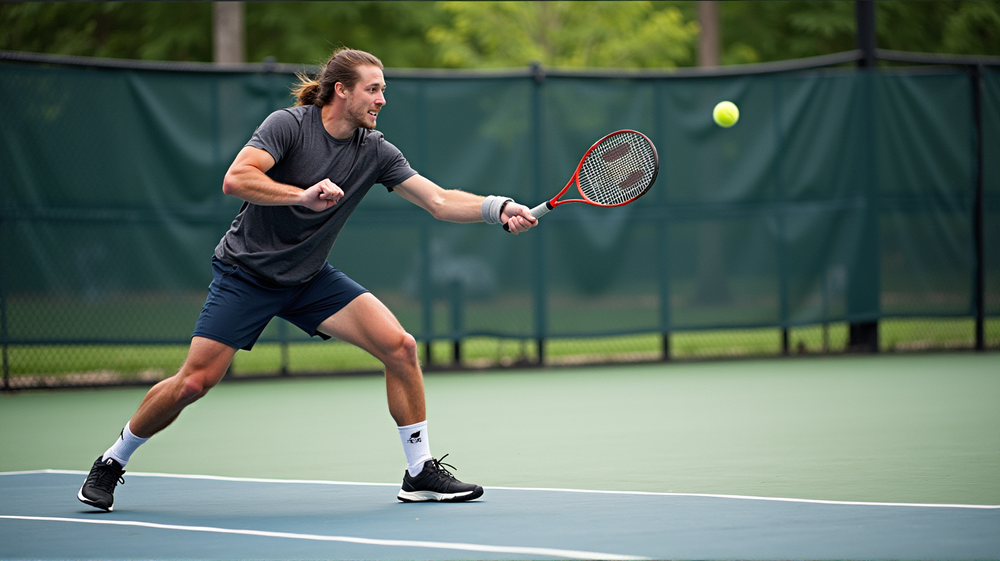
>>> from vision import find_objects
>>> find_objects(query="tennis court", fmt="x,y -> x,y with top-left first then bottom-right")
2,352 -> 997,559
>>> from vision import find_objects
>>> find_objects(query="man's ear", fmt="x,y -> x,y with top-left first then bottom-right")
334,81 -> 348,99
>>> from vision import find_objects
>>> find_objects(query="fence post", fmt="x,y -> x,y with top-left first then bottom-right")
1,203 -> 7,389
657,219 -> 671,362
531,62 -> 547,366
415,84 -> 435,367
421,224 -> 433,367
1,270 -> 7,391
278,320 -> 289,376
847,72 -> 881,354
972,64 -> 985,351
451,280 -> 462,366
855,1 -> 877,69
773,76 -> 791,355
849,6 -> 881,353
653,80 -> 671,361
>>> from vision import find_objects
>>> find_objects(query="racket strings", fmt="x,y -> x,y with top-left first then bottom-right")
578,131 -> 658,206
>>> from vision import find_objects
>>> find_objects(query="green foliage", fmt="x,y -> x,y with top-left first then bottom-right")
426,1 -> 698,69
0,1 -> 700,68
0,2 -> 212,61
721,1 -> 1000,65
243,2 -> 442,67
1,1 -> 997,68
721,1 -> 857,65
940,2 -> 1000,55
878,1 -> 999,55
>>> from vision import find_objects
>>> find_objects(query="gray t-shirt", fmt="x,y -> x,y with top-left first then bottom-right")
214,105 -> 417,285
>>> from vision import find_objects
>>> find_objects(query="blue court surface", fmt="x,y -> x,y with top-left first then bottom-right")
1,470 -> 997,560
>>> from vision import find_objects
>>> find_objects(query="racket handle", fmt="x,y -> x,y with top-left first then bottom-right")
529,202 -> 552,219
503,201 -> 552,232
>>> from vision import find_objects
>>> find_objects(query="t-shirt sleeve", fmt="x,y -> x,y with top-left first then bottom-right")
377,137 -> 418,191
246,109 -> 300,165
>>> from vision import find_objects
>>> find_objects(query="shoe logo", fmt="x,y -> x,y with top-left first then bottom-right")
407,431 -> 422,444
105,458 -> 114,466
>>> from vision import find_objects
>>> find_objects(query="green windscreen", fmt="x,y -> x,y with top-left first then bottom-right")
0,61 -> 996,347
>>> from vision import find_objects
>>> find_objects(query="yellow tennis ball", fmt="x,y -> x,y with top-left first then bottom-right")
713,101 -> 739,128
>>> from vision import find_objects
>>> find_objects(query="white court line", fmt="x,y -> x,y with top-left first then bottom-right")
4,469 -> 999,510
0,515 -> 648,561
486,485 -> 1000,510
2,468 -> 397,487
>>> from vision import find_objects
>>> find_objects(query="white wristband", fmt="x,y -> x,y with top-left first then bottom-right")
481,195 -> 513,225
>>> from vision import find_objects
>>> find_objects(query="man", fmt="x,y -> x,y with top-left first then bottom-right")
78,47 -> 537,511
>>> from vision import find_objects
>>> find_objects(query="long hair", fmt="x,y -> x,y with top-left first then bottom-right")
293,48 -> 384,107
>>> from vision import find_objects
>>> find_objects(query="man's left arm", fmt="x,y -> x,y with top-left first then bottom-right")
393,174 -> 537,234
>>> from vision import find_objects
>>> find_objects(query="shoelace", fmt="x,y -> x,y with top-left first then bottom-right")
427,454 -> 459,481
87,461 -> 125,493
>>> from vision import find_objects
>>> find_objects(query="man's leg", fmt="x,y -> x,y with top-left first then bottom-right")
317,293 -> 483,502
317,292 -> 424,426
78,337 -> 236,511
129,336 -> 237,438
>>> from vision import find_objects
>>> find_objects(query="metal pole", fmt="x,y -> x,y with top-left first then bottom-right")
416,84 -> 434,367
773,76 -> 790,356
855,1 -> 876,68
849,0 -> 880,353
972,64 -> 985,351
653,80 -> 671,361
657,219 -> 671,361
1,278 -> 7,391
0,214 -> 6,389
451,280 -> 462,366
421,224 -> 433,367
531,62 -> 547,366
279,321 -> 289,376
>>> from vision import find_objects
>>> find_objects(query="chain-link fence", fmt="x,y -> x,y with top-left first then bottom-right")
1,50 -> 997,390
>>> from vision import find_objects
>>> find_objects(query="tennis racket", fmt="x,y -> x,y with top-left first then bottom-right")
504,130 -> 659,231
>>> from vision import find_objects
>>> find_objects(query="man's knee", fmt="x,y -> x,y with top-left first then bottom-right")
173,371 -> 218,405
174,338 -> 232,404
386,331 -> 419,369
174,360 -> 227,405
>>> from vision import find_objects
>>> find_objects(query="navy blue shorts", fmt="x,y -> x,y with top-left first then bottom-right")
193,258 -> 369,350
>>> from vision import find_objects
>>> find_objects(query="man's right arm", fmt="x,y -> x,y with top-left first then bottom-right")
222,146 -> 343,211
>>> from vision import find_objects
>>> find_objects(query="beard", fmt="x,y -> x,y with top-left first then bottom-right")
348,105 -> 376,130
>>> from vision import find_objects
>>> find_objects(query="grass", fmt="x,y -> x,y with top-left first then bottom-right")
3,318 -> 995,386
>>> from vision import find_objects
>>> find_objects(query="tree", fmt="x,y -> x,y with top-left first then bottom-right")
0,2 -> 440,66
243,2 -> 443,67
214,2 -> 244,64
426,1 -> 698,69
719,1 -> 999,65
2,1 -> 996,68
0,2 -> 212,61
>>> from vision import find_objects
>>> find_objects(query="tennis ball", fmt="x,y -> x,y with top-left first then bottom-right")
713,101 -> 739,128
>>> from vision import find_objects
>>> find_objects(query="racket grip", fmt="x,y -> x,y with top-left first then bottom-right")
503,201 -> 551,232
529,202 -> 552,219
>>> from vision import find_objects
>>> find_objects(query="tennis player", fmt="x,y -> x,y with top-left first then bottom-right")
78,47 -> 537,511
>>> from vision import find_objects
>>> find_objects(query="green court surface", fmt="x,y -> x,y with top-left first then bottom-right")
1,352 -> 997,506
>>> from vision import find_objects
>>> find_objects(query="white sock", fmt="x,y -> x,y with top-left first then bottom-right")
397,421 -> 432,477
102,422 -> 149,467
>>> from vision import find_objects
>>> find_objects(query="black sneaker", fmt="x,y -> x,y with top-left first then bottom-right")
397,455 -> 484,503
78,456 -> 125,511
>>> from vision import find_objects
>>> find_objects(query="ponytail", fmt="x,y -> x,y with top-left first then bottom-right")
288,48 -> 384,107
292,73 -> 321,106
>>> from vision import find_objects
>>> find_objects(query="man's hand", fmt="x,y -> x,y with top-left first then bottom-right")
501,202 -> 538,234
299,179 -> 344,212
